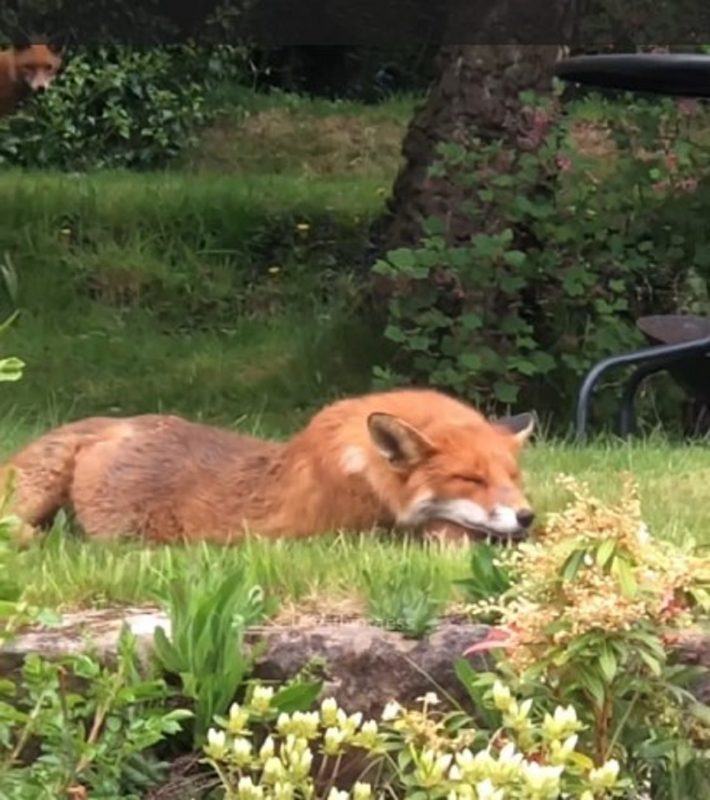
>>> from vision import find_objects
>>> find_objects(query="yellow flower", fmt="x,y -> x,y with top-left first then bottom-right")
250,685 -> 275,714
549,734 -> 578,765
382,700 -> 403,721
589,758 -> 620,790
493,742 -> 523,782
475,778 -> 504,800
320,697 -> 339,726
337,709 -> 363,737
521,762 -> 563,799
276,712 -> 292,735
415,749 -> 453,787
353,783 -> 372,800
259,735 -> 275,762
542,705 -> 580,740
324,726 -> 347,756
273,782 -> 294,800
356,719 -> 380,749
237,776 -> 264,800
231,736 -> 253,767
503,698 -> 533,733
492,681 -> 513,712
296,223 -> 310,233
291,710 -> 320,739
228,702 -> 250,734
204,728 -> 228,760
262,755 -> 286,784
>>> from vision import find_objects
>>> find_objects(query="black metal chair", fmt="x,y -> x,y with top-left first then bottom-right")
555,53 -> 710,440
575,317 -> 710,440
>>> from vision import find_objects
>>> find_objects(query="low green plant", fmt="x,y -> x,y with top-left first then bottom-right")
203,686 -> 629,799
0,628 -> 191,798
152,565 -> 269,744
363,563 -> 445,638
457,476 -> 710,798
454,542 -> 513,620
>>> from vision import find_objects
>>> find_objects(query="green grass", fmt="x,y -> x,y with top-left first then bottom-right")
0,92 -> 407,426
1,431 -> 707,617
1,88 -> 708,627
0,168 -> 386,425
187,87 -> 416,180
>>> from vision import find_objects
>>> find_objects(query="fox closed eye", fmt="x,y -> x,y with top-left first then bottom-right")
453,474 -> 487,486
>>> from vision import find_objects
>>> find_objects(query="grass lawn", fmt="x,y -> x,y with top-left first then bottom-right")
1,87 -> 708,628
1,426 -> 707,617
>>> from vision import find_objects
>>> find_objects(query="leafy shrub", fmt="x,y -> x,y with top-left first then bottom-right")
374,91 -> 710,425
458,476 -> 710,798
0,46 -> 228,170
0,629 -> 191,798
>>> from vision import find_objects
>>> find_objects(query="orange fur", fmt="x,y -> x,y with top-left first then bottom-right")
0,43 -> 61,117
1,389 -> 536,544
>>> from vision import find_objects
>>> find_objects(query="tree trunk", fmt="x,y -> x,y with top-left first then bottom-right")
380,44 -> 567,250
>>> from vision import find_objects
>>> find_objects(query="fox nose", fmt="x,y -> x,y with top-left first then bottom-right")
516,509 -> 535,529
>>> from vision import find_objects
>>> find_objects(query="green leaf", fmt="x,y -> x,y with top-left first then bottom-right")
493,380 -> 518,403
0,357 -> 24,382
561,549 -> 585,582
613,557 -> 638,597
598,646 -> 617,683
387,248 -> 417,271
503,250 -> 527,268
272,681 -> 322,714
596,539 -> 616,569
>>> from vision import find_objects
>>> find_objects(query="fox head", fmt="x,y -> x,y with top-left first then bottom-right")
366,410 -> 535,541
12,43 -> 62,93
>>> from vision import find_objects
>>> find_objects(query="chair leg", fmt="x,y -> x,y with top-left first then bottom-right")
574,334 -> 710,442
618,363 -> 669,438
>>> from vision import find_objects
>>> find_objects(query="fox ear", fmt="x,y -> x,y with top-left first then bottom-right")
496,412 -> 535,445
367,413 -> 435,469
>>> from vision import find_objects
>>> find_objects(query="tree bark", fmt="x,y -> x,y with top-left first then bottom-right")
380,44 -> 567,250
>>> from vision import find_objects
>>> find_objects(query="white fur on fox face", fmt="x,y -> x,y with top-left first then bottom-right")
340,445 -> 367,475
26,71 -> 55,91
403,496 -> 523,536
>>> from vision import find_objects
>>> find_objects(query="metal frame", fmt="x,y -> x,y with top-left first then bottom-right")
575,336 -> 710,441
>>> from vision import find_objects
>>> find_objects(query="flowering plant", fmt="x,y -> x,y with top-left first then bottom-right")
460,475 -> 710,795
204,684 -> 628,799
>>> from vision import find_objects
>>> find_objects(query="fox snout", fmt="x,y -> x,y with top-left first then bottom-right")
405,497 -> 535,541
25,72 -> 54,91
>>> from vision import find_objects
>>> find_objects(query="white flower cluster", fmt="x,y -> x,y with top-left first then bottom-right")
204,683 -> 626,800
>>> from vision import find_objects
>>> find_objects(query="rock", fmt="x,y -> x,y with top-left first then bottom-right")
0,607 -> 491,716
2,608 -> 707,717
254,620 -> 491,717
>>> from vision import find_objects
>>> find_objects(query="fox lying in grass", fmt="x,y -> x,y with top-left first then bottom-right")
1,389 -> 536,545
0,41 -> 62,118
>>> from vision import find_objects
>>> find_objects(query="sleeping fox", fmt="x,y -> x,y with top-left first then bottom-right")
1,388 -> 535,544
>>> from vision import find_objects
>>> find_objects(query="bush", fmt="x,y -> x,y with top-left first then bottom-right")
458,476 -> 710,798
0,630 -> 192,798
0,45 -> 245,170
203,684 -> 629,799
373,91 -> 710,427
